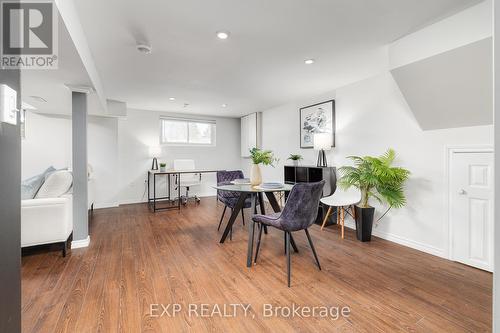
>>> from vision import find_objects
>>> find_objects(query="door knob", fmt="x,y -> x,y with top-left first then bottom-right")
458,189 -> 467,195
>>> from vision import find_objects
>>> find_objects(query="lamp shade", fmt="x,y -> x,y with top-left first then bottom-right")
148,146 -> 162,158
313,133 -> 332,150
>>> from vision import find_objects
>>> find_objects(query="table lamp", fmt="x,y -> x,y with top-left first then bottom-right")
313,133 -> 332,167
149,146 -> 161,170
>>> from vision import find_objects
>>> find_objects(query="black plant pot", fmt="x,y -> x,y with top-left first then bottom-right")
355,206 -> 375,242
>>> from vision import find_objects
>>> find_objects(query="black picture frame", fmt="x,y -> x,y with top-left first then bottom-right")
299,99 -> 335,149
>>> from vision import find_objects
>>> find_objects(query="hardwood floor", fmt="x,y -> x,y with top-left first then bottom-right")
22,199 -> 492,332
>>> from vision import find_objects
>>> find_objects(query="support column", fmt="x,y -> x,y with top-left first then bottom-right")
72,91 -> 89,246
0,70 -> 21,333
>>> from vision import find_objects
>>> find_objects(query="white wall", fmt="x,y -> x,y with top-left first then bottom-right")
117,108 -> 241,204
87,116 -> 119,208
246,72 -> 493,257
22,112 -> 120,209
22,112 -> 72,178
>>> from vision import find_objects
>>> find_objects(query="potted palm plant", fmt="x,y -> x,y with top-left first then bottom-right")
287,154 -> 303,166
338,149 -> 410,241
249,148 -> 278,186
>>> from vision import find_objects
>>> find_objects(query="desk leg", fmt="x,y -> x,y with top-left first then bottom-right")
153,174 -> 157,212
147,172 -> 150,202
247,193 -> 256,267
265,192 -> 298,253
167,174 -> 171,201
220,193 -> 248,243
177,173 -> 181,210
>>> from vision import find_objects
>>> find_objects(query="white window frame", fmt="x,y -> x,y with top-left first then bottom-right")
160,116 -> 216,146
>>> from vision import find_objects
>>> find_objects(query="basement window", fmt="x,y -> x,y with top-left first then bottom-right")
160,117 -> 216,146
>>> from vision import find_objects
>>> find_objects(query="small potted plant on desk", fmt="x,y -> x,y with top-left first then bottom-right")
159,163 -> 167,172
287,154 -> 303,166
338,149 -> 410,241
249,148 -> 278,186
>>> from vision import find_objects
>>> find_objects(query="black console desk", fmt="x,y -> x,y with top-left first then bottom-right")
284,165 -> 337,225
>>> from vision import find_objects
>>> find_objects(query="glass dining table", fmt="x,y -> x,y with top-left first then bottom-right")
213,183 -> 298,267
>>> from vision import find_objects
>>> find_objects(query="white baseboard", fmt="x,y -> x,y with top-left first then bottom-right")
71,236 -> 90,249
93,202 -> 120,209
343,220 -> 446,258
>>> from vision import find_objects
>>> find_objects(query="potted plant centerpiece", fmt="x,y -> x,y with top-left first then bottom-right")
249,148 -> 278,186
287,154 -> 303,166
159,163 -> 167,172
338,149 -> 410,242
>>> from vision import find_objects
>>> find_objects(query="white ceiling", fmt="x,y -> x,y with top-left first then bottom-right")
21,16 -> 101,116
73,0 -> 483,117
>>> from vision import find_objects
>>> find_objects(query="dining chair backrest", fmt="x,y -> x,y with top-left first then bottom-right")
280,181 -> 325,231
216,170 -> 244,200
216,170 -> 244,185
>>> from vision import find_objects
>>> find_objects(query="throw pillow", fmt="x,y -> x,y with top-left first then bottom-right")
20,166 -> 56,200
35,170 -> 73,198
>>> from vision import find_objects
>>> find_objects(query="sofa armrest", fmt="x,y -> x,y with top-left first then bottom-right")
21,197 -> 70,208
21,197 -> 73,247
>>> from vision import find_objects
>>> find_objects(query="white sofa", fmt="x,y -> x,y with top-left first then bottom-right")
21,194 -> 73,256
21,167 -> 95,256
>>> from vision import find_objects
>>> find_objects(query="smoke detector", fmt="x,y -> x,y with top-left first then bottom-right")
136,43 -> 152,54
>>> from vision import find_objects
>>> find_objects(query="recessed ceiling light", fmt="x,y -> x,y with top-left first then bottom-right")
221,103 -> 227,108
304,59 -> 315,65
216,31 -> 230,40
169,97 -> 176,101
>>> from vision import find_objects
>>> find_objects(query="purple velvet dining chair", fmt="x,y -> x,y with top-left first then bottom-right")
216,170 -> 258,231
252,181 -> 325,287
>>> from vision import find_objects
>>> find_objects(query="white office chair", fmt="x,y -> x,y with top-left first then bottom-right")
320,187 -> 361,239
173,159 -> 202,205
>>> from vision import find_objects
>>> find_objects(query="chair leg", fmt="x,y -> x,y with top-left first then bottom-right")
241,209 -> 245,226
217,205 -> 227,231
321,206 -> 332,230
305,229 -> 321,270
283,232 -> 286,255
230,208 -> 233,240
254,223 -> 264,263
285,231 -> 291,287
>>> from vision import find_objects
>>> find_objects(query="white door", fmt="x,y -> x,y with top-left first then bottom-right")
450,151 -> 494,272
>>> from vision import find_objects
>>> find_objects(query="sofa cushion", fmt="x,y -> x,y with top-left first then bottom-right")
21,166 -> 56,199
36,170 -> 73,198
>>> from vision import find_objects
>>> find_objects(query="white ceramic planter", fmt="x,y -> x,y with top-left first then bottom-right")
250,163 -> 262,186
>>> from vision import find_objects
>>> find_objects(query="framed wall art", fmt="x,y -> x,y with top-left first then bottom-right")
299,100 -> 335,148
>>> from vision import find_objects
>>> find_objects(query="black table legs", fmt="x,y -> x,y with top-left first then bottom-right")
246,193 -> 257,267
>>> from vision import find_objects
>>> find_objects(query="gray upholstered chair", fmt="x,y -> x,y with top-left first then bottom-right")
252,181 -> 325,287
216,170 -> 259,231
